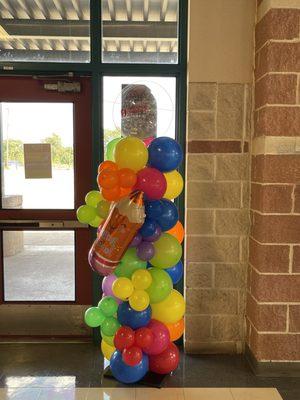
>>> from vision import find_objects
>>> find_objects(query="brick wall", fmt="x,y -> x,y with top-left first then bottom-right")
246,0 -> 300,361
185,83 -> 252,353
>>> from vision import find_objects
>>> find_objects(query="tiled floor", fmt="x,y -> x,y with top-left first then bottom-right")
0,388 -> 283,400
0,344 -> 299,400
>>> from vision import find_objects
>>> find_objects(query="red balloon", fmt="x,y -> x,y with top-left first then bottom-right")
135,167 -> 167,200
122,346 -> 143,367
135,327 -> 154,349
143,319 -> 170,355
149,342 -> 179,374
114,326 -> 135,351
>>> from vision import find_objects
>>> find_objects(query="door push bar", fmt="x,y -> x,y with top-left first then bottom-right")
0,220 -> 88,229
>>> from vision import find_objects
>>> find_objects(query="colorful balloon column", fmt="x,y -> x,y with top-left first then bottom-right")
79,136 -> 185,383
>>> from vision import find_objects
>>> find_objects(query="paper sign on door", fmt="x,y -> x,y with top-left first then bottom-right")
24,143 -> 52,179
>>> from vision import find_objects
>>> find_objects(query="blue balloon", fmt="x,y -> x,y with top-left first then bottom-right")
139,218 -> 159,238
145,200 -> 163,220
148,137 -> 183,172
165,260 -> 183,284
117,302 -> 151,329
110,350 -> 149,384
157,199 -> 179,231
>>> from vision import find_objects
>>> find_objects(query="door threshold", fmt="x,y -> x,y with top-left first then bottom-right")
0,336 -> 92,344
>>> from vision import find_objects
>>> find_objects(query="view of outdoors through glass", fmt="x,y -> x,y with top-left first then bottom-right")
0,0 -> 90,63
102,0 -> 179,63
3,230 -> 75,301
0,102 -> 74,209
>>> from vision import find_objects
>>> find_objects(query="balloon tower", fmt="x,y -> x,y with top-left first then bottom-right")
77,135 -> 185,384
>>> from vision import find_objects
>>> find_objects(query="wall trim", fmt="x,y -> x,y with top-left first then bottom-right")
252,136 -> 300,155
245,344 -> 300,377
258,0 -> 300,23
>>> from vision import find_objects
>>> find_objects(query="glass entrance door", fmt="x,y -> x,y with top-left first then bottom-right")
0,77 -> 93,338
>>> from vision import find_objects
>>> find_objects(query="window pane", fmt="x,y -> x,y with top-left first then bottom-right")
101,0 -> 179,64
0,102 -> 74,210
3,231 -> 75,301
103,76 -> 176,148
0,1 -> 90,63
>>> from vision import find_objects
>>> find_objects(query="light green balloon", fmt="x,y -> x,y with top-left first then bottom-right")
84,307 -> 105,328
150,233 -> 182,269
77,205 -> 97,224
89,215 -> 103,228
115,248 -> 147,279
106,137 -> 122,161
146,267 -> 173,304
101,332 -> 115,347
97,200 -> 111,219
85,190 -> 102,207
101,316 -> 121,336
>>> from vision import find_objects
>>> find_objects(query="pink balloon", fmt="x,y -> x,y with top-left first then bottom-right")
135,167 -> 167,200
102,274 -> 117,296
143,319 -> 170,355
143,137 -> 155,147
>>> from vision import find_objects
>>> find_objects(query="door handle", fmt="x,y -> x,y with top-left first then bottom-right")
0,220 -> 88,229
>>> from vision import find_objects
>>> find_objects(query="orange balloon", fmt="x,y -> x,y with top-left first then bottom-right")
98,170 -> 119,189
167,221 -> 184,244
166,318 -> 184,342
98,160 -> 118,174
102,186 -> 121,202
118,187 -> 132,199
118,168 -> 137,188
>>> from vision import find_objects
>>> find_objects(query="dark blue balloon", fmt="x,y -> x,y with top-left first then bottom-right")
145,200 -> 163,220
157,199 -> 179,231
139,218 -> 159,238
117,302 -> 151,329
165,260 -> 183,284
110,350 -> 149,384
148,137 -> 183,172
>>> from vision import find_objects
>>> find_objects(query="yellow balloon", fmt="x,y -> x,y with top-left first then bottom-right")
101,333 -> 114,346
129,290 -> 150,311
163,170 -> 184,200
101,339 -> 115,360
150,233 -> 182,269
112,277 -> 134,300
151,289 -> 185,324
115,137 -> 148,172
132,269 -> 152,290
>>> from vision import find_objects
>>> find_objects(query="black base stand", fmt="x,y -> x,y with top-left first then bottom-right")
102,366 -> 168,388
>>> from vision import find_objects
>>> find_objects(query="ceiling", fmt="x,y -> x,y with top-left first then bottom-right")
0,0 -> 178,62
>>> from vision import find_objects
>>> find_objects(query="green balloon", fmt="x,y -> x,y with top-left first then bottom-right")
97,200 -> 111,219
146,267 -> 173,304
115,248 -> 147,279
89,215 -> 103,228
98,296 -> 118,317
106,137 -> 122,161
101,332 -> 115,346
77,205 -> 97,224
101,316 -> 121,336
85,190 -> 102,207
150,233 -> 182,269
84,307 -> 105,328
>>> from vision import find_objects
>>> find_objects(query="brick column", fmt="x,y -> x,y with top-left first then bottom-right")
247,0 -> 300,361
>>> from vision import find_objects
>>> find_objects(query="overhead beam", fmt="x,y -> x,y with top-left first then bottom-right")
0,19 -> 177,39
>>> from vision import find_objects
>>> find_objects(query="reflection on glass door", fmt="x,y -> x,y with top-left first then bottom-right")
0,103 -> 74,209
3,230 -> 75,301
